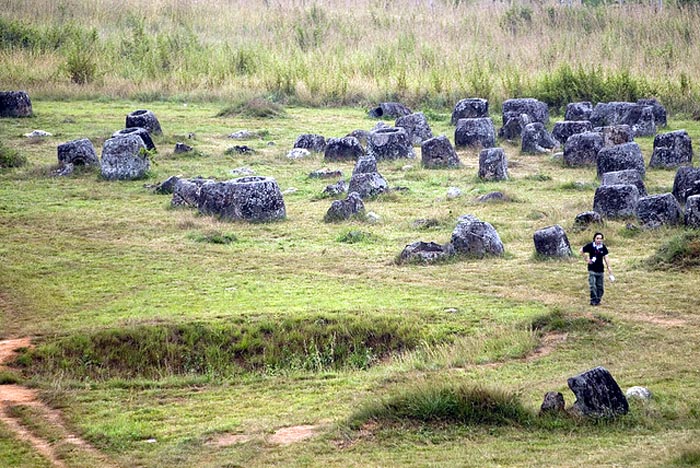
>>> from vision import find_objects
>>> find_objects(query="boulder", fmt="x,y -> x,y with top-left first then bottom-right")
478,148 -> 508,181
672,167 -> 700,204
368,102 -> 412,119
540,392 -> 566,414
367,127 -> 415,161
476,191 -> 508,203
533,225 -> 572,257
348,172 -> 389,199
521,122 -> 558,154
293,133 -> 326,152
574,211 -> 603,227
125,109 -> 162,135
353,155 -> 378,175
593,184 -> 640,219
395,112 -> 433,145
596,142 -> 646,179
324,136 -> 365,162
309,168 -> 343,179
100,135 -> 150,180
324,192 -> 365,222
502,98 -> 549,125
450,215 -> 504,257
552,121 -> 593,146
154,175 -> 181,195
601,169 -> 647,197
636,193 -> 683,228
589,102 -> 655,137
497,113 -> 530,140
563,132 -> 604,167
174,142 -> 193,154
346,129 -> 371,147
286,148 -> 310,160
421,135 -> 460,169
197,176 -> 286,222
398,241 -> 455,264
171,178 -> 214,207
57,138 -> 99,167
455,117 -> 496,148
451,98 -> 489,125
564,101 -> 593,121
637,98 -> 667,128
595,125 -> 634,148
0,90 -> 33,117
113,127 -> 156,151
684,195 -> 700,228
567,366 -> 629,418
649,130 -> 693,168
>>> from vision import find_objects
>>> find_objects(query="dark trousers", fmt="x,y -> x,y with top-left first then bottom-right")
588,272 -> 604,304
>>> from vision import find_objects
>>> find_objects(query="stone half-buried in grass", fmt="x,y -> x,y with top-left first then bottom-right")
197,176 -> 286,222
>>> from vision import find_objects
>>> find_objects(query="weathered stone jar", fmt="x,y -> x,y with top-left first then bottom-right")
126,109 -> 162,135
0,91 -> 33,117
198,176 -> 286,222
367,127 -> 415,160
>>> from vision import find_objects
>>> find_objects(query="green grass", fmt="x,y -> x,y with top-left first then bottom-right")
1,99 -> 700,467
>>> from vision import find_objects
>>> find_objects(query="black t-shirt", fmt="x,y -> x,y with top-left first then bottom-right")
582,242 -> 608,272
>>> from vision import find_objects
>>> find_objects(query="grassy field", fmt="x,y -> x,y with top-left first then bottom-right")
0,97 -> 699,467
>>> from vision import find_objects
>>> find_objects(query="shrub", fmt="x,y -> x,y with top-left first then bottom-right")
646,231 -> 700,270
189,230 -> 237,244
0,142 -> 27,168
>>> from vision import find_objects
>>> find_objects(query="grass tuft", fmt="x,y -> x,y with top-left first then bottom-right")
646,231 -> 700,270
188,230 -> 237,244
336,229 -> 378,244
0,142 -> 28,168
672,446 -> 700,466
217,98 -> 286,119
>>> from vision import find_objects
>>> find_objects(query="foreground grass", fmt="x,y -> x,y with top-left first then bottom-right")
1,99 -> 700,466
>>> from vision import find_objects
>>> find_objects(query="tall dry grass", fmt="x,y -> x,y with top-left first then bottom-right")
1,0 -> 700,112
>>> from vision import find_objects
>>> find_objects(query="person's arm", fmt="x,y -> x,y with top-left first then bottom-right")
580,246 -> 591,263
603,255 -> 612,273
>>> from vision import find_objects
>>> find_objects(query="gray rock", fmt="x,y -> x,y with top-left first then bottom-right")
324,136 -> 365,162
398,241 -> 455,264
595,125 -> 634,148
451,98 -> 489,125
637,98 -> 667,128
455,117 -> 496,148
368,102 -> 412,119
100,135 -> 150,180
54,163 -> 74,177
324,192 -> 365,222
574,211 -> 603,227
322,179 -> 348,197
601,169 -> 647,197
672,166 -> 700,204
57,138 -> 99,167
421,135 -> 460,169
174,142 -> 193,154
533,224 -> 572,257
171,178 -> 214,207
395,112 -> 433,145
596,142 -> 646,179
197,176 -> 286,222
476,191 -> 508,203
565,101 -> 593,121
552,121 -> 593,146
126,109 -> 162,135
636,193 -> 683,228
348,172 -> 389,198
497,113 -> 531,140
522,122 -> 558,154
593,184 -> 640,219
502,98 -> 549,125
540,392 -> 566,414
353,155 -> 378,175
446,187 -> 462,199
346,129 -> 371,147
567,366 -> 629,418
228,130 -> 257,140
650,130 -> 693,168
309,168 -> 343,179
113,128 -> 156,152
0,90 -> 33,117
230,166 -> 255,176
625,386 -> 653,400
563,132 -> 604,167
684,195 -> 700,228
286,148 -> 310,160
293,133 -> 326,152
589,102 -> 655,137
154,175 -> 181,195
367,127 -> 415,161
478,148 -> 508,181
450,215 -> 504,257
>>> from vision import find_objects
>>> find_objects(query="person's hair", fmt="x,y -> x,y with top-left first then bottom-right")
593,232 -> 604,241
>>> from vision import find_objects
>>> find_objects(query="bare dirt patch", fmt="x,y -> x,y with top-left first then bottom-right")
0,337 -> 116,467
268,424 -> 319,445
526,332 -> 569,362
207,433 -> 253,447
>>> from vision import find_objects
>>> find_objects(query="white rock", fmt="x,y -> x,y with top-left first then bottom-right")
228,130 -> 256,140
446,187 -> 462,199
230,167 -> 255,176
401,164 -> 414,171
24,130 -> 52,138
286,148 -> 310,160
282,187 -> 298,195
626,386 -> 652,400
366,211 -> 381,223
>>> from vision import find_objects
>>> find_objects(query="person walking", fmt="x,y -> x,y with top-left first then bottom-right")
580,232 -> 613,306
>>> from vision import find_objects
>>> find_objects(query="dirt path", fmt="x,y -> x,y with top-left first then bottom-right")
0,338 -> 116,468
